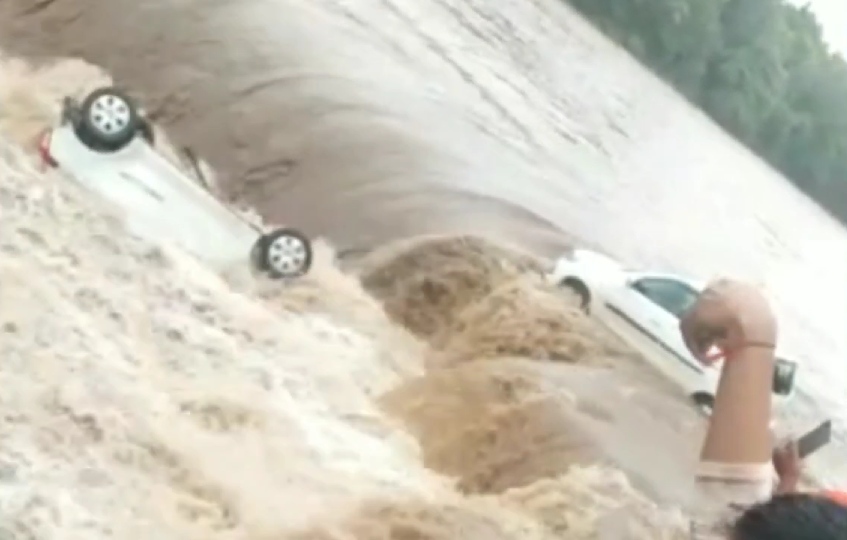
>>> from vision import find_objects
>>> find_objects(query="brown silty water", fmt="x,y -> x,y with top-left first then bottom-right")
1,1 -> 847,538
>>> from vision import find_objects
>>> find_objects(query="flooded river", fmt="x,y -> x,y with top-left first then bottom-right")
2,0 -> 846,482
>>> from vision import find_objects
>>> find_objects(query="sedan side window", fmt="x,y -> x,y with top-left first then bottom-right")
632,277 -> 699,318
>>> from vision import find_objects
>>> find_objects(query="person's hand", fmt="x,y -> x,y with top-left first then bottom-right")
679,279 -> 777,365
773,440 -> 802,494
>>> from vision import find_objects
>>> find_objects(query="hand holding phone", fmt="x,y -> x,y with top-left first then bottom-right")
772,420 -> 831,489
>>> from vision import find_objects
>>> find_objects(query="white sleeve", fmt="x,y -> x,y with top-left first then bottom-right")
689,461 -> 773,540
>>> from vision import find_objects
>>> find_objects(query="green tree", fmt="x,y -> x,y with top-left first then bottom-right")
566,0 -> 847,223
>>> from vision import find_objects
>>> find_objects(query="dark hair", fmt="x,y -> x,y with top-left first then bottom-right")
733,493 -> 847,540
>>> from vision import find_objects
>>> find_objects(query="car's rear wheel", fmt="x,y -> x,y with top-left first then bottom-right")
690,392 -> 715,416
75,87 -> 142,152
251,228 -> 313,279
559,277 -> 590,312
773,358 -> 798,396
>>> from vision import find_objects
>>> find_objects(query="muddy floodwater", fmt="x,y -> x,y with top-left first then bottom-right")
1,0 -> 846,483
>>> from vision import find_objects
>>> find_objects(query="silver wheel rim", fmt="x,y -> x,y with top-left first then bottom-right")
267,235 -> 308,275
89,94 -> 132,136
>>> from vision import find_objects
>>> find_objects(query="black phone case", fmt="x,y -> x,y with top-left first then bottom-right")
797,420 -> 832,458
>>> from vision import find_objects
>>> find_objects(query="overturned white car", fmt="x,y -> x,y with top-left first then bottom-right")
37,86 -> 312,279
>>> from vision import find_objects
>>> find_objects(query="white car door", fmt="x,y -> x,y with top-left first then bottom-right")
48,126 -> 259,269
607,275 -> 706,377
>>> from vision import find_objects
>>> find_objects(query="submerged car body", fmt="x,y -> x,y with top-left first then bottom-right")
549,248 -> 799,412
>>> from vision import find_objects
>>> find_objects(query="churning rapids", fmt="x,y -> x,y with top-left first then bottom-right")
1,0 -> 847,538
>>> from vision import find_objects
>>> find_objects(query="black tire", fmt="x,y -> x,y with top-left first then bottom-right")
74,87 -> 142,152
251,228 -> 313,279
559,277 -> 591,312
773,358 -> 797,396
691,392 -> 715,415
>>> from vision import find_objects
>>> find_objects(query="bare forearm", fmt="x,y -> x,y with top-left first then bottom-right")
701,347 -> 774,464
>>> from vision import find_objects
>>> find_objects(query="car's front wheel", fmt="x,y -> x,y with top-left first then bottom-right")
251,228 -> 313,279
690,392 -> 715,416
559,277 -> 591,312
74,87 -> 142,152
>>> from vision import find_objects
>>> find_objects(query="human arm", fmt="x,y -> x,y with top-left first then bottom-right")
680,280 -> 778,538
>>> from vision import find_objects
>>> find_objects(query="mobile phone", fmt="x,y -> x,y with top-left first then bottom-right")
797,419 -> 832,459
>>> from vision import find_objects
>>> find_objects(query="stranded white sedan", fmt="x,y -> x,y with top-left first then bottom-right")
37,86 -> 312,279
548,248 -> 798,413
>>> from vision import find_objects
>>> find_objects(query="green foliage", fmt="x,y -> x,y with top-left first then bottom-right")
566,0 -> 847,220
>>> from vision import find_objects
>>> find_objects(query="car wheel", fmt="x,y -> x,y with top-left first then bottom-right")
252,228 -> 313,279
773,358 -> 797,396
559,277 -> 590,312
690,392 -> 715,416
75,87 -> 142,152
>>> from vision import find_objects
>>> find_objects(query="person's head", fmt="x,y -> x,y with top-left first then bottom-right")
732,493 -> 847,540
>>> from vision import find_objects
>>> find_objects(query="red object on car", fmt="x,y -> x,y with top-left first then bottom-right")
37,128 -> 57,168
